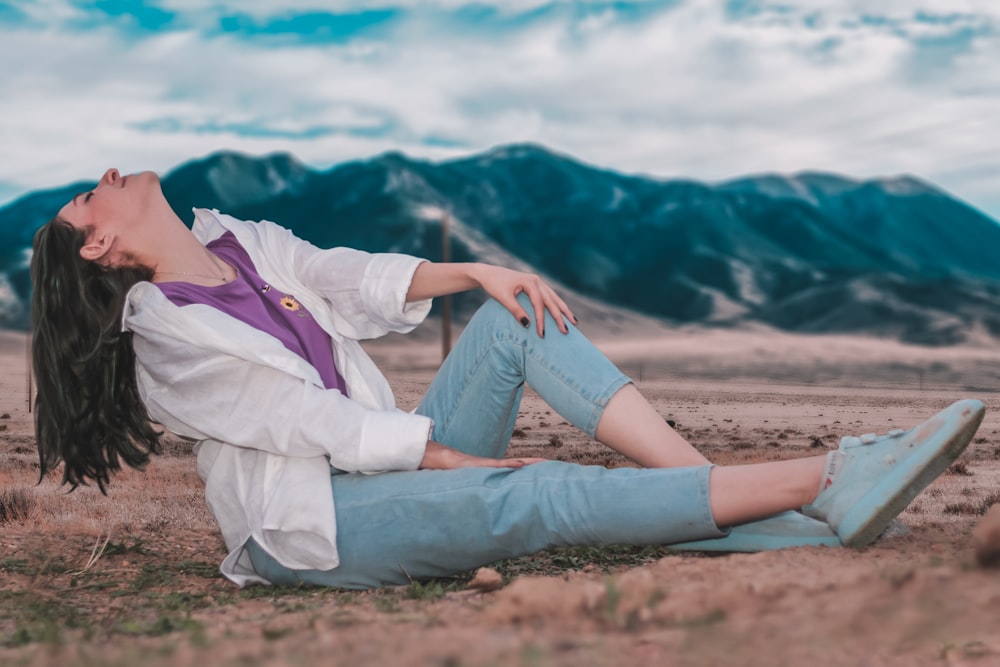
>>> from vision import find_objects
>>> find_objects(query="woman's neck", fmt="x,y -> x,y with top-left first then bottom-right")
133,212 -> 236,285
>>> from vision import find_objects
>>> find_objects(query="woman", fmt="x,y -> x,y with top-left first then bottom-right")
31,168 -> 985,589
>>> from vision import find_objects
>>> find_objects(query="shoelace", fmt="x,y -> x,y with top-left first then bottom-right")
840,428 -> 907,448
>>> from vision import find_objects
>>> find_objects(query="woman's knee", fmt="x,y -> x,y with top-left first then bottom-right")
475,293 -> 561,327
467,296 -> 528,337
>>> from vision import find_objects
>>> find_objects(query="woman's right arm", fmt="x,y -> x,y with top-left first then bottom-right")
253,216 -> 433,340
139,347 -> 541,472
129,316 -> 431,473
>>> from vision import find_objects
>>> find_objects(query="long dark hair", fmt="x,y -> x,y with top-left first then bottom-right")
31,217 -> 162,493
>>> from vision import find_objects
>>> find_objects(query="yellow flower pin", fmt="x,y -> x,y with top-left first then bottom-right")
280,296 -> 301,311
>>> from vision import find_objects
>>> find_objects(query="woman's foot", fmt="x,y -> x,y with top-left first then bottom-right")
804,399 -> 985,547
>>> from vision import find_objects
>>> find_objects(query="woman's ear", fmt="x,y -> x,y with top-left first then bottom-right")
79,231 -> 114,264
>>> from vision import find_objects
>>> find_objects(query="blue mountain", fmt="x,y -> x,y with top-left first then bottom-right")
2,143 -> 1000,345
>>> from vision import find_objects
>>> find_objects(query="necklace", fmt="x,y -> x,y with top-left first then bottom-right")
155,254 -> 231,283
155,270 -> 230,283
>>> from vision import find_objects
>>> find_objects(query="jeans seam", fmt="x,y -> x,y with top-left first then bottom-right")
335,463 -> 655,503
335,468 -> 554,506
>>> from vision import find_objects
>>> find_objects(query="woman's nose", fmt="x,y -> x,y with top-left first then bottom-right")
101,168 -> 120,185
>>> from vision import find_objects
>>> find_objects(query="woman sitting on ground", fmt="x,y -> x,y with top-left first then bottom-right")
30,168 -> 985,589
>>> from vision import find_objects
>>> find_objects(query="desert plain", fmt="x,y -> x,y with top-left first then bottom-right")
2,322 -> 1000,666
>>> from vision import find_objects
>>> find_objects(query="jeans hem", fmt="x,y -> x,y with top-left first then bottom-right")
581,373 -> 633,438
696,464 -> 727,539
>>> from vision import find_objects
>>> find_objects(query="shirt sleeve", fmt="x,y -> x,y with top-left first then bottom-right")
251,217 -> 432,340
129,302 -> 431,472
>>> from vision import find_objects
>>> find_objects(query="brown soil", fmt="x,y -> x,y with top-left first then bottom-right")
3,329 -> 1000,666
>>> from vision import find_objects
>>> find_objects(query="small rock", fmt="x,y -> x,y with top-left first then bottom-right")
973,504 -> 1000,568
467,567 -> 504,592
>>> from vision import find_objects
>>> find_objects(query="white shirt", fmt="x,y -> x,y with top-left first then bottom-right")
122,208 -> 433,586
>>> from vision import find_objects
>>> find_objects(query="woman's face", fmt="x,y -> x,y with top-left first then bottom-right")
58,168 -> 161,233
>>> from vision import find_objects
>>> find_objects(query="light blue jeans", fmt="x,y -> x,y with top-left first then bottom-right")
247,296 -> 724,588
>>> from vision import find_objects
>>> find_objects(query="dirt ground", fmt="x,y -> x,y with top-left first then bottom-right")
2,328 -> 1000,667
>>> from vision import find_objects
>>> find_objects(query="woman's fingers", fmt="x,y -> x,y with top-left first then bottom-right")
549,288 -> 578,327
458,449 -> 551,469
523,281 -> 577,336
528,283 -> 547,337
470,456 -> 549,469
422,442 -> 549,470
480,266 -> 578,336
539,284 -> 576,334
502,289 -> 532,329
504,457 -> 549,467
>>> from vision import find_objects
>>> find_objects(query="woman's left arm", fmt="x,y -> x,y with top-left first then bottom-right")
406,262 -> 577,336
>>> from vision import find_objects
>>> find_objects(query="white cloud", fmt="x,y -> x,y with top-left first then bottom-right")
0,0 -> 998,221
156,0 -> 625,15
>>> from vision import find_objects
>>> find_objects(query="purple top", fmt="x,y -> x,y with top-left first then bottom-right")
156,232 -> 349,395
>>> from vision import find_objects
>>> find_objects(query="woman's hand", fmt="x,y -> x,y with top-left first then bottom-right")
419,440 -> 548,470
470,264 -> 577,337
406,262 -> 577,336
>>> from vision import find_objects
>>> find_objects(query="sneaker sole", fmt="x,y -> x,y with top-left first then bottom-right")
665,510 -> 842,553
838,399 -> 985,548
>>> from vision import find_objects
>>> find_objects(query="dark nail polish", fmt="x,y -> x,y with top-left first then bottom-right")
520,317 -> 530,328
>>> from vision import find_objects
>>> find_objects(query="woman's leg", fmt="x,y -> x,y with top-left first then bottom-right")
596,383 -> 710,467
410,296 -> 837,552
248,461 -> 726,589
246,401 -> 983,588
415,295 -> 628,457
414,292 -> 826,524
709,457 -> 823,525
416,295 -> 705,467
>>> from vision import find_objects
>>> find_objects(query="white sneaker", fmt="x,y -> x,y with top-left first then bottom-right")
803,399 -> 985,547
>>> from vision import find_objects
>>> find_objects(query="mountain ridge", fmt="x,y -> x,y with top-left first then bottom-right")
2,144 -> 999,345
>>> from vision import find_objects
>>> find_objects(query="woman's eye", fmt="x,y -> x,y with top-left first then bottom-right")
84,192 -> 94,203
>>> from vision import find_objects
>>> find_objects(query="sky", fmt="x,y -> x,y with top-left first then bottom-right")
2,0 -> 999,219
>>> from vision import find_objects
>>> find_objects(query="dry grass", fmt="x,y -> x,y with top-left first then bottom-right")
3,336 -> 1000,665
0,487 -> 35,525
